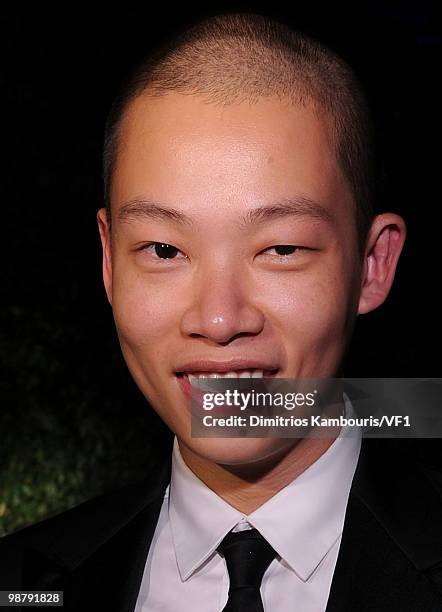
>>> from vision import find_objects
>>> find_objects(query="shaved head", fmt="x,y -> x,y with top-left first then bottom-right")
103,12 -> 375,252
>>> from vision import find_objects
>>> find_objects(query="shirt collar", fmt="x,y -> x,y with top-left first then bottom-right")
169,437 -> 244,581
169,394 -> 361,582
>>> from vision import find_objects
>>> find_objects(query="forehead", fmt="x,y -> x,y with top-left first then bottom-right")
111,92 -> 352,219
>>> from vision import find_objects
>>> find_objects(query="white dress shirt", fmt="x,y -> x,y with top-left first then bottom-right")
135,395 -> 361,612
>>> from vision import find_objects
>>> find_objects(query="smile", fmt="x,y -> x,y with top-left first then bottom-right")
176,368 -> 278,381
175,369 -> 279,400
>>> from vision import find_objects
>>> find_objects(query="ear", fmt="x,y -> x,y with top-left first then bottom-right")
97,208 -> 113,306
358,213 -> 407,315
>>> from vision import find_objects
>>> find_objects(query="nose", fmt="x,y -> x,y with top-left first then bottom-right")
180,265 -> 265,344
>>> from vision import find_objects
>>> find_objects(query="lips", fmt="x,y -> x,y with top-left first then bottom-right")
174,358 -> 279,376
174,359 -> 280,409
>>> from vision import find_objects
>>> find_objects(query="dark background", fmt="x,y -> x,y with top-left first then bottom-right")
1,3 -> 441,534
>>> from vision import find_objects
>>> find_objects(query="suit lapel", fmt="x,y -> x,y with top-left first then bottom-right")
326,438 -> 442,611
61,489 -> 167,612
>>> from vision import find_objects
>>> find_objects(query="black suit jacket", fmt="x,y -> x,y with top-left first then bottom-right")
1,438 -> 442,611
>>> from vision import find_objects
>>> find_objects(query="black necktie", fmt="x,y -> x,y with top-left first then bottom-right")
217,527 -> 277,612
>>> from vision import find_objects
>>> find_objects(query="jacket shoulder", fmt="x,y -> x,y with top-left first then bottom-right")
0,462 -> 171,588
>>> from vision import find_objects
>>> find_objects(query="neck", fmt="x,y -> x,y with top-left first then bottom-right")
178,433 -> 339,514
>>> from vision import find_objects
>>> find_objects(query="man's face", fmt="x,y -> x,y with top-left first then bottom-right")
98,93 -> 363,465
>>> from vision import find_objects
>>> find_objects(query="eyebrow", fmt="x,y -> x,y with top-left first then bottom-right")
117,199 -> 194,227
116,195 -> 335,229
240,195 -> 335,229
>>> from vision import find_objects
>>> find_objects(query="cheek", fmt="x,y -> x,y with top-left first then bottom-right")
111,265 -> 177,352
260,264 -> 354,358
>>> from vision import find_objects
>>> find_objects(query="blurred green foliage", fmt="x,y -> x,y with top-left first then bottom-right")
0,302 -> 172,537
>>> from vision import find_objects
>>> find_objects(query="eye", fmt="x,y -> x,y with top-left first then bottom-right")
262,245 -> 303,257
138,242 -> 187,260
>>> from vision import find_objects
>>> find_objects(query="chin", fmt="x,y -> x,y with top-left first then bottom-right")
182,436 -> 293,466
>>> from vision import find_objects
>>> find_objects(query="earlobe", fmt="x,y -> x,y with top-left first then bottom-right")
358,213 -> 407,315
96,208 -> 113,306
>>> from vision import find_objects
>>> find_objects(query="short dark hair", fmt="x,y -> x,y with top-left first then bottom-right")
103,12 -> 375,253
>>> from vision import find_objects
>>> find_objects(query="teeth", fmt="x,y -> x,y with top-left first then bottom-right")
187,374 -> 198,386
187,369 -> 264,383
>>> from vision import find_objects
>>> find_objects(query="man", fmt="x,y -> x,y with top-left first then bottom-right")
1,12 -> 442,611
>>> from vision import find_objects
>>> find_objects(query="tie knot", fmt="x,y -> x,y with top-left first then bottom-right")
217,528 -> 277,589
